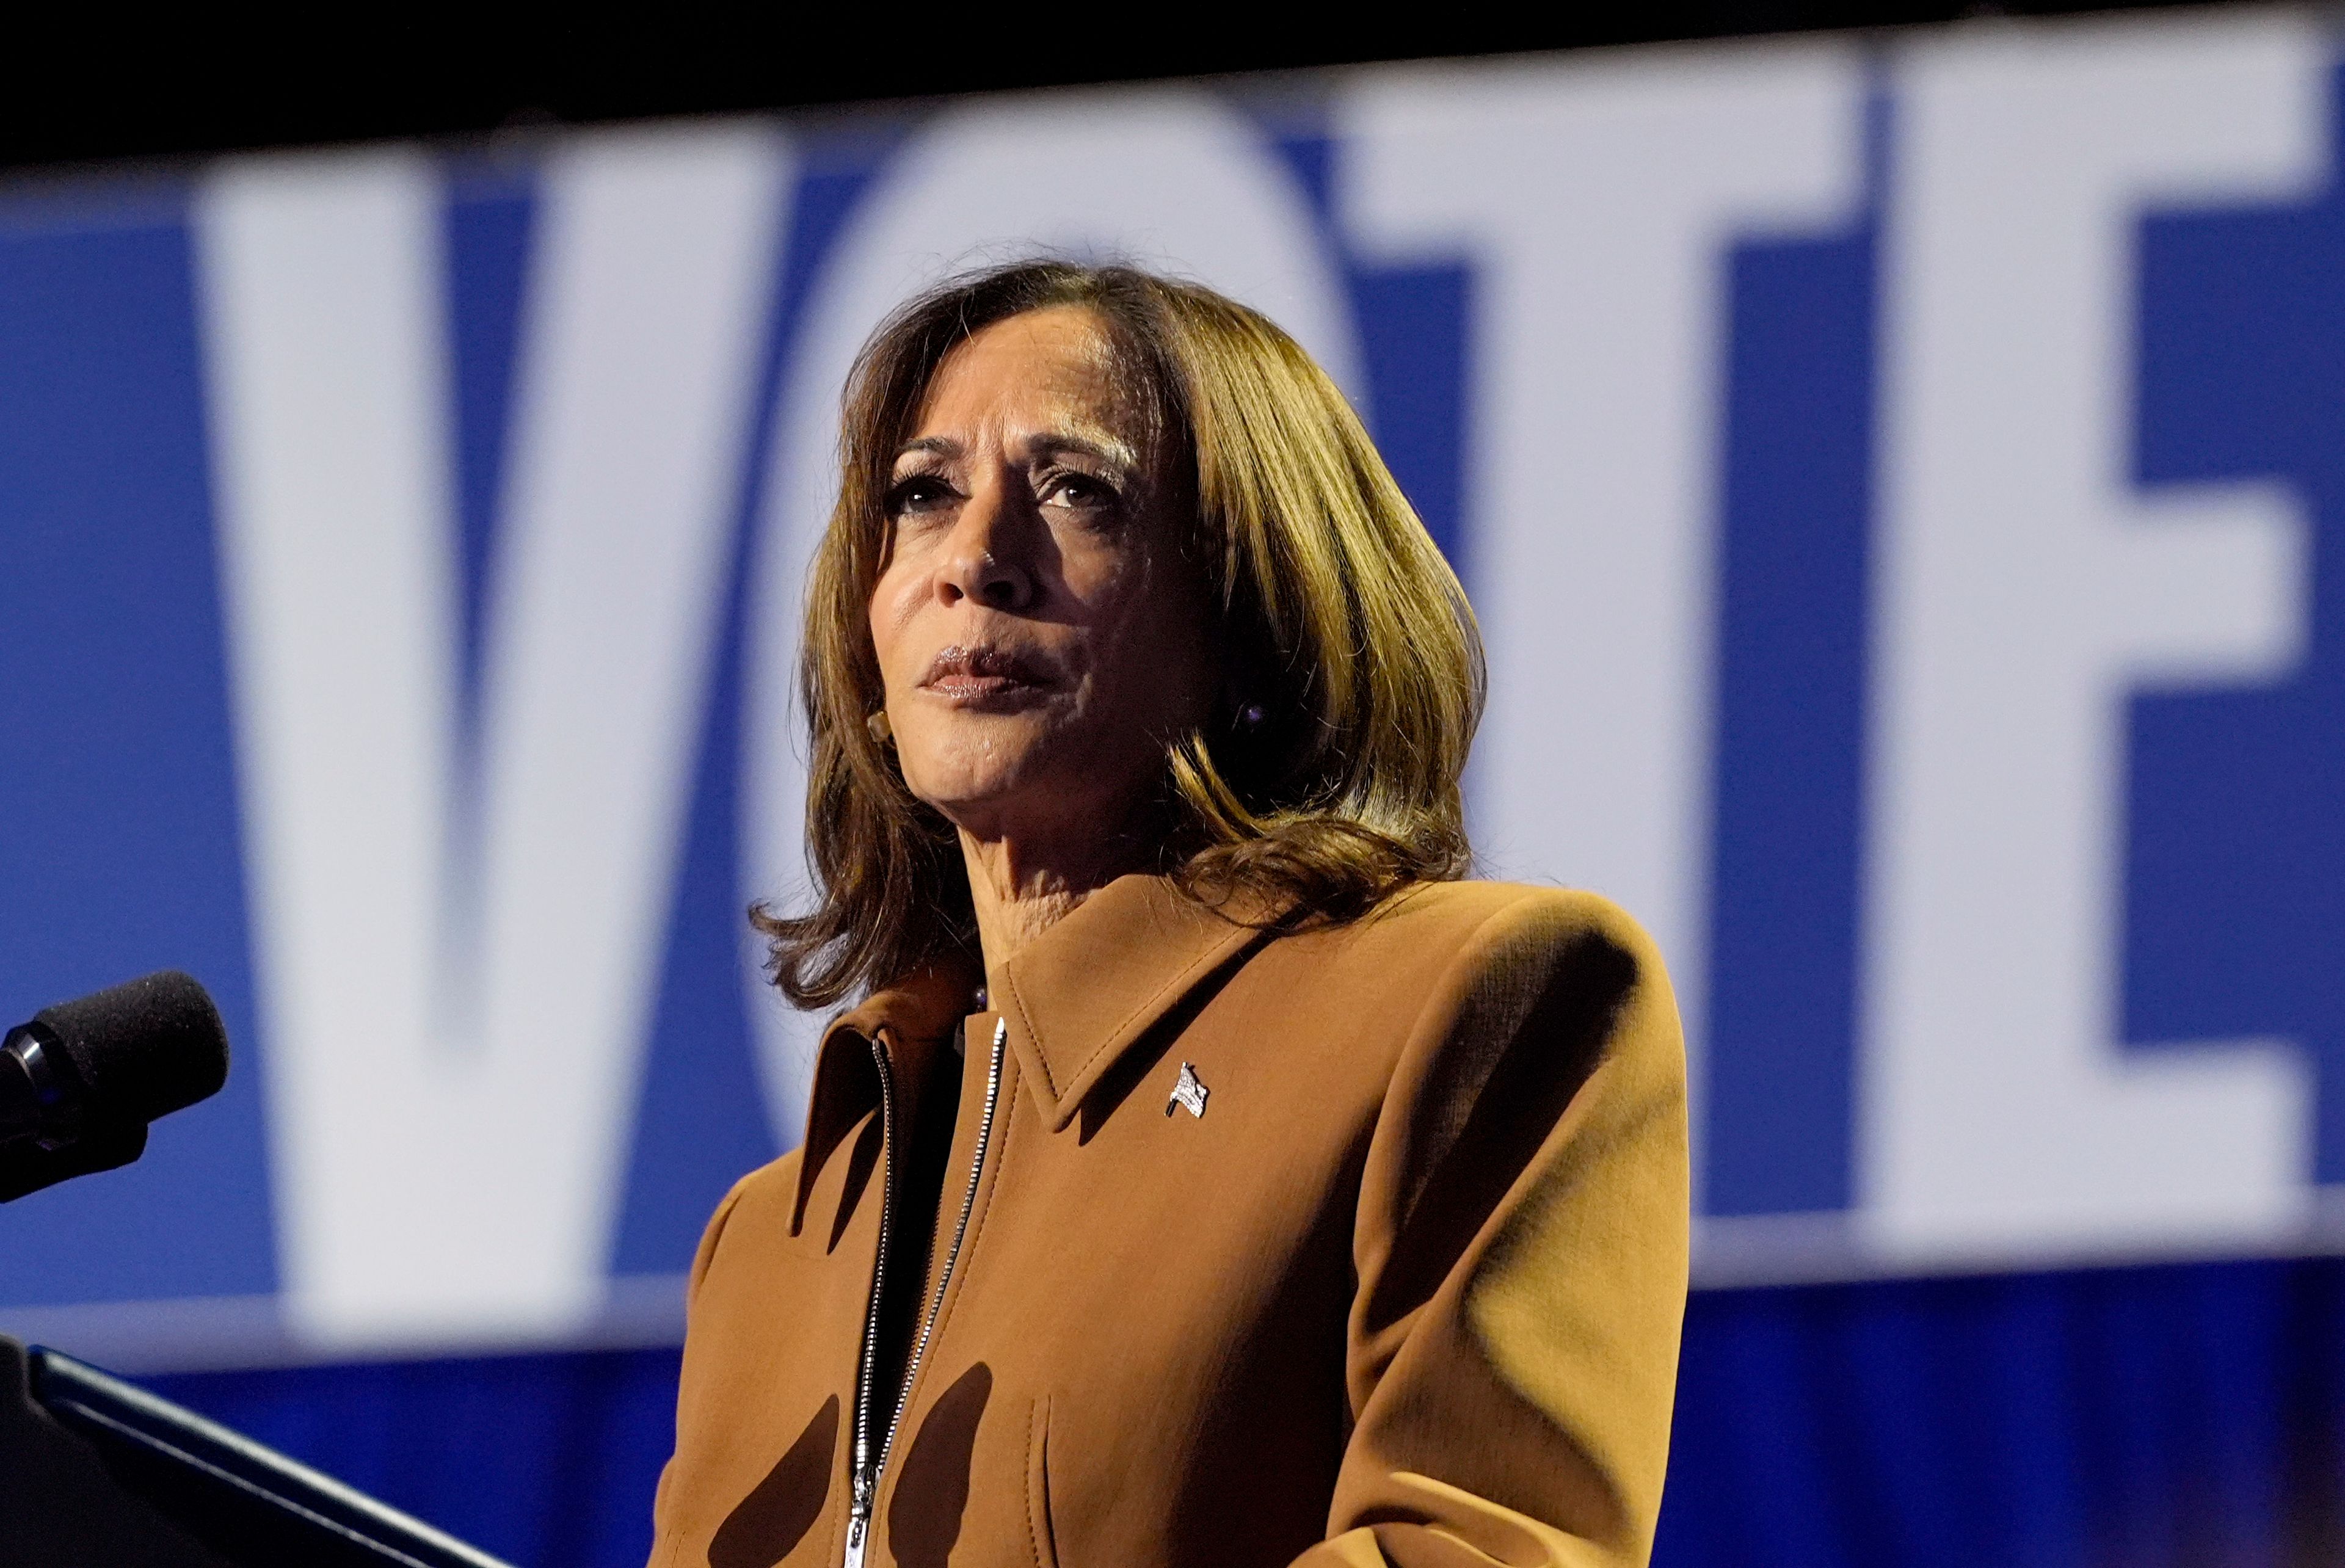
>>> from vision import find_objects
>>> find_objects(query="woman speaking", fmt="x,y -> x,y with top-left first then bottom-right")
649,261 -> 1688,1568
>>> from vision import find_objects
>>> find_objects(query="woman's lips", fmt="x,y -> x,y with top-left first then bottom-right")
918,644 -> 1053,705
929,672 -> 1037,700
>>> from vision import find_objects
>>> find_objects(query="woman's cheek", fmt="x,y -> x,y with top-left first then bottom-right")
868,571 -> 926,688
1060,531 -> 1138,604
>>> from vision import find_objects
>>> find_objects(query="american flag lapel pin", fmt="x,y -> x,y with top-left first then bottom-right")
1165,1061 -> 1208,1119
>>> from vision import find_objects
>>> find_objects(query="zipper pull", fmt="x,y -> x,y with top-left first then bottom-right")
844,1478 -> 873,1568
844,1513 -> 868,1568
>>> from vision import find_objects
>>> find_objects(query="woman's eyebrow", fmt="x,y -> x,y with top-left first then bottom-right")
1020,430 -> 1139,472
892,435 -> 961,464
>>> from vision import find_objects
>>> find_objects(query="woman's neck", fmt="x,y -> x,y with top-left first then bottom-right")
959,828 -> 1145,977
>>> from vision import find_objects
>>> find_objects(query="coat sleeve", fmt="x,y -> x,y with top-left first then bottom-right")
1293,891 -> 1690,1568
647,1174 -> 754,1548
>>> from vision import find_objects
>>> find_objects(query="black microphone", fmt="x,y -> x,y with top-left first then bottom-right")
0,971 -> 230,1203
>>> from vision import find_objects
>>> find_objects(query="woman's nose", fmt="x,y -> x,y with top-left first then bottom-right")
937,488 -> 1035,612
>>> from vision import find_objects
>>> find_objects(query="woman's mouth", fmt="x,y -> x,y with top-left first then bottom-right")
918,644 -> 1054,706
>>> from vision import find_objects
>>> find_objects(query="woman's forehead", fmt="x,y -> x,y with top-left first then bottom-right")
906,306 -> 1152,451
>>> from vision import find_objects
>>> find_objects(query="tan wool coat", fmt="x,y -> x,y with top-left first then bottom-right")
649,874 -> 1689,1568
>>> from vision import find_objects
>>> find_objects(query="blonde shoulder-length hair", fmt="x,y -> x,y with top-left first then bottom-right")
756,260 -> 1485,1008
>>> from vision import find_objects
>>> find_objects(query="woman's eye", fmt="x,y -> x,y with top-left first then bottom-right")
887,476 -> 956,517
1041,472 -> 1118,512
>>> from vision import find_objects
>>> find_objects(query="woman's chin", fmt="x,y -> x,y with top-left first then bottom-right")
906,756 -> 1118,840
900,714 -> 1059,788
903,758 -> 1047,819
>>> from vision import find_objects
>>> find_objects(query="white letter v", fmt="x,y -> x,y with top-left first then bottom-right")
198,128 -> 788,1349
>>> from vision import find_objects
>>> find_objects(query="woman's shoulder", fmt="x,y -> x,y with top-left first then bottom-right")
683,1147 -> 806,1289
1250,878 -> 1682,1123
1259,878 -> 1674,1039
1312,879 -> 1665,974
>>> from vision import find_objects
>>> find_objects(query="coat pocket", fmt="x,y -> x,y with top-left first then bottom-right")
1024,1394 -> 1061,1568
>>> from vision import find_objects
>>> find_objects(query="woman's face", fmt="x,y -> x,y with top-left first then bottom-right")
867,305 -> 1214,851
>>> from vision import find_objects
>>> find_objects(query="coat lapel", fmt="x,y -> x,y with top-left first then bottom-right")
991,874 -> 1273,1133
787,873 -> 1275,1220
790,956 -> 982,1234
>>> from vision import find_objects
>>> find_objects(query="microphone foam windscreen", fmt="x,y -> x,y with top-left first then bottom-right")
33,971 -> 230,1126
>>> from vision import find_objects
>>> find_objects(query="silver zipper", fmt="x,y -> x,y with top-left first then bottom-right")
844,1018 -> 1008,1568
842,1034 -> 898,1568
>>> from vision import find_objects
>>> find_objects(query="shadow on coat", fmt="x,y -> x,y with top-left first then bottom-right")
708,1395 -> 837,1568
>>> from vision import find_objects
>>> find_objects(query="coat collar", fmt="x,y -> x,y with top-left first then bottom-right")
791,876 -> 1275,1225
990,873 -> 1272,1133
790,956 -> 981,1234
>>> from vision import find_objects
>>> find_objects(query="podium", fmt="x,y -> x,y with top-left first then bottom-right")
0,1336 -> 514,1567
